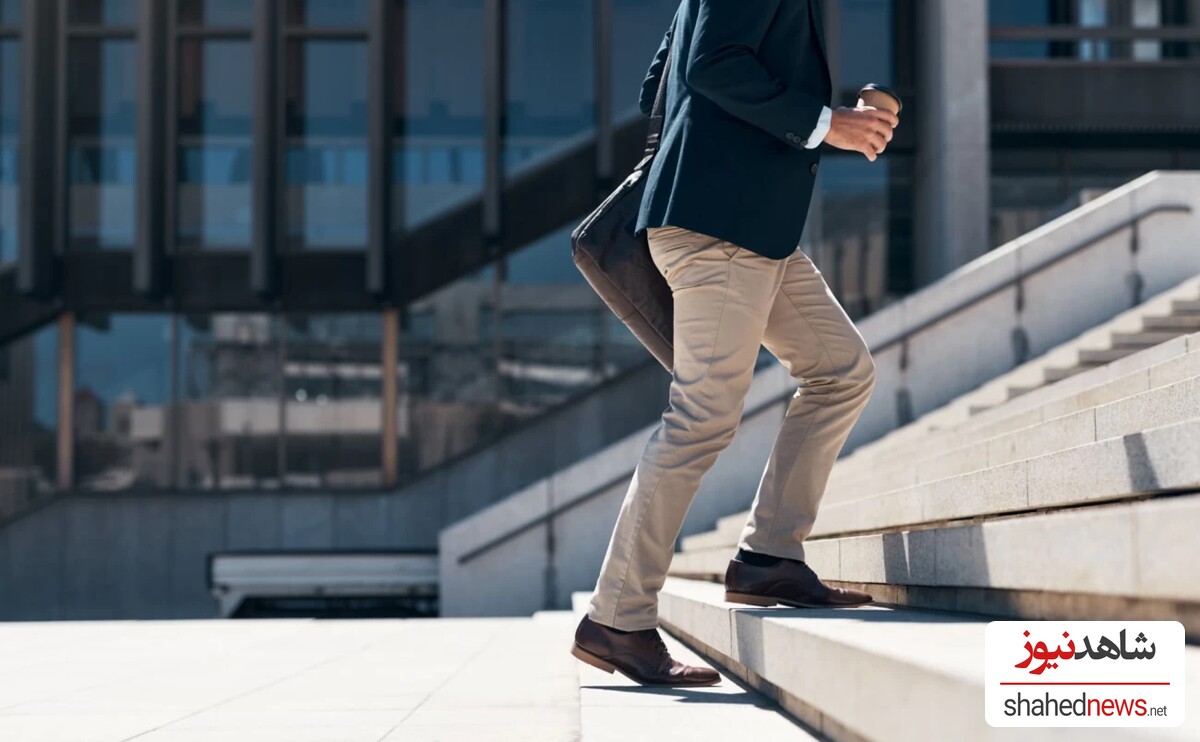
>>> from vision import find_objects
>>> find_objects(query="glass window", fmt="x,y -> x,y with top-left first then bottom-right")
394,0 -> 486,229
67,38 -> 138,250
1078,0 -> 1110,61
398,266 -> 506,480
285,40 -> 369,250
286,0 -> 367,28
74,314 -> 174,491
69,0 -> 137,26
989,0 -> 1066,60
839,0 -> 893,96
0,39 -> 19,266
505,0 -> 594,175
611,0 -> 679,120
177,39 -> 253,249
396,222 -> 653,483
990,148 -> 1176,248
177,314 -> 282,490
0,0 -> 21,26
282,314 -> 382,488
178,0 -> 254,27
0,324 -> 59,498
808,154 -> 910,315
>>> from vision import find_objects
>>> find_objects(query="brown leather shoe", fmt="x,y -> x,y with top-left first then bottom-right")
724,556 -> 873,608
571,615 -> 720,687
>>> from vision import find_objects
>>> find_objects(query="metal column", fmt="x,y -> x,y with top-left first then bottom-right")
367,0 -> 395,296
593,0 -> 614,186
252,0 -> 280,296
134,0 -> 167,297
483,0 -> 506,246
17,0 -> 59,297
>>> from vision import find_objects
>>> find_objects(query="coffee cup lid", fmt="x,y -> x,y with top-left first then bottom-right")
858,83 -> 903,113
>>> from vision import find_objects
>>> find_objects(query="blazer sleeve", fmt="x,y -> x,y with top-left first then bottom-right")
685,0 -> 828,150
638,22 -> 675,117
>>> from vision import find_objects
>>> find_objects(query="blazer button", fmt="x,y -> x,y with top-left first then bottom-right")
800,139 -> 809,148
810,163 -> 819,175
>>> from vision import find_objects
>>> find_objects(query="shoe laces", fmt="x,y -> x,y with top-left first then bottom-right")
647,630 -> 672,669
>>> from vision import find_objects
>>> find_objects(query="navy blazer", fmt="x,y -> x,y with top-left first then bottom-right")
635,0 -> 833,260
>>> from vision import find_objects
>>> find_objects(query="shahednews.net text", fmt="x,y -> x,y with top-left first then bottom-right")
1003,691 -> 1169,718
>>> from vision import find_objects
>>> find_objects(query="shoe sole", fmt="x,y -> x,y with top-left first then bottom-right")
570,643 -> 721,687
724,590 -> 873,609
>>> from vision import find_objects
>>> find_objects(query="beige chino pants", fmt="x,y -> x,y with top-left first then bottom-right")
587,225 -> 876,631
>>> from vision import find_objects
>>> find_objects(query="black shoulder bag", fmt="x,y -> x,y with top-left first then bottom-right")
570,29 -> 676,372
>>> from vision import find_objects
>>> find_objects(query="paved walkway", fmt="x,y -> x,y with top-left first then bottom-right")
0,612 -> 813,741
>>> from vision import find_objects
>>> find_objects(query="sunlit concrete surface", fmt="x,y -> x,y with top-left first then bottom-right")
0,611 -> 809,742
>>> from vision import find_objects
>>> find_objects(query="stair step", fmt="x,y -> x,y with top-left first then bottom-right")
829,332 -> 1199,483
570,599 -> 815,740
683,408 -> 1200,555
1078,347 -> 1141,364
1110,330 -> 1185,348
1172,299 -> 1200,313
1043,364 -> 1092,383
818,372 -> 1200,515
920,278 -> 1200,431
1004,384 -> 1040,400
814,414 -> 1200,538
1144,314 -> 1200,331
658,577 -> 1200,742
842,279 -> 1200,470
673,494 -> 1200,635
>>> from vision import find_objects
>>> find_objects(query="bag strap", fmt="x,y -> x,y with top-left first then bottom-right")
644,18 -> 677,156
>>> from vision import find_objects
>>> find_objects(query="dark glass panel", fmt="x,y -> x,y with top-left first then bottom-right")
286,0 -> 367,27
178,0 -> 254,27
396,223 -> 651,482
176,314 -> 282,490
177,39 -> 253,249
393,0 -> 485,229
808,155 -> 908,317
839,0 -> 894,92
990,149 -> 1175,248
67,38 -> 138,250
611,0 -> 679,119
504,0 -> 594,174
68,0 -> 137,26
0,39 -> 18,266
74,314 -> 173,491
0,0 -> 21,26
282,314 -> 382,488
284,40 -> 368,250
0,324 -> 58,500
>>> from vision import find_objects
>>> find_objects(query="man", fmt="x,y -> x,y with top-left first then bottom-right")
571,0 -> 899,687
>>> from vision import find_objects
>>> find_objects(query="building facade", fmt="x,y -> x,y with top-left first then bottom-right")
1,0 -> 1199,505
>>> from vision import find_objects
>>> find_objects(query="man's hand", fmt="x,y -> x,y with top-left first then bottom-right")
824,106 -> 899,162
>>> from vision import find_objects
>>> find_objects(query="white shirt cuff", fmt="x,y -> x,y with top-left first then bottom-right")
805,106 -> 833,149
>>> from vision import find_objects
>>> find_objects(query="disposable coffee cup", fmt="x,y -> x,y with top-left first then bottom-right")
857,83 -> 903,115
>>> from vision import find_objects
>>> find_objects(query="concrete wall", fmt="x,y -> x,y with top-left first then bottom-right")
441,171 -> 1200,619
0,489 -> 442,620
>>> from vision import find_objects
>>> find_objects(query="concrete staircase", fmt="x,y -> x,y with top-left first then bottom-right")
963,276 -> 1200,414
565,595 -> 818,741
659,579 -> 1199,742
659,324 -> 1200,740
